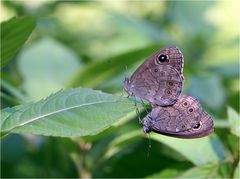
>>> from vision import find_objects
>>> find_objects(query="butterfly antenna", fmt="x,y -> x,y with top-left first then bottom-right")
147,133 -> 152,158
121,65 -> 129,99
119,88 -> 124,102
136,105 -> 142,124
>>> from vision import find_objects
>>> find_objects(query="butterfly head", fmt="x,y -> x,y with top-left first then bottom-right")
142,115 -> 153,134
123,78 -> 133,95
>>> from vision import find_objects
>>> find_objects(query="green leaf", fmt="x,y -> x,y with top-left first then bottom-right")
101,130 -> 142,161
1,16 -> 36,67
1,106 -> 22,126
234,161 -> 240,179
150,133 -> 229,165
146,168 -> 180,178
1,79 -> 29,104
1,88 -> 135,137
100,129 -> 230,166
66,44 -> 161,88
169,1 -> 214,35
18,37 -> 81,101
227,106 -> 240,137
208,63 -> 239,78
177,163 -> 221,178
0,106 -> 25,137
188,75 -> 225,110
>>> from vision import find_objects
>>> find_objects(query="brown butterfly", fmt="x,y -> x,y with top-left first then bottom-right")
142,95 -> 214,138
124,46 -> 184,106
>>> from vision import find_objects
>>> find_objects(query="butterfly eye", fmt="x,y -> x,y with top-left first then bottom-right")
193,122 -> 201,130
158,54 -> 168,63
154,69 -> 158,72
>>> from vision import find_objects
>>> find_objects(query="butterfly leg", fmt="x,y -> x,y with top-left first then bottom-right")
147,133 -> 152,158
136,107 -> 143,124
140,98 -> 149,113
118,89 -> 125,101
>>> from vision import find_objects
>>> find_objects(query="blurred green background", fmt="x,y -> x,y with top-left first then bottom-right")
1,0 -> 239,178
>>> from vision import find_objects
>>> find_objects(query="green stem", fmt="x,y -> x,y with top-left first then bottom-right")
70,138 -> 92,178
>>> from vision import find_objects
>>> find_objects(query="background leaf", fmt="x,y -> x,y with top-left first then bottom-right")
18,37 -> 81,101
1,88 -> 135,137
227,107 -> 240,137
66,44 -> 161,88
177,163 -> 221,178
188,75 -> 225,110
234,161 -> 239,179
150,133 -> 229,165
1,16 -> 36,67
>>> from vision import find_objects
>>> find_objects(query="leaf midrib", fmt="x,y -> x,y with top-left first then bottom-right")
4,100 -> 120,131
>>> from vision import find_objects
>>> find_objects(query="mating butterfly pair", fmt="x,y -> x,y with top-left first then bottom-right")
124,46 -> 213,138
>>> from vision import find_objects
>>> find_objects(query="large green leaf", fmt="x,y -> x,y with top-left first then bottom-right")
1,88 -> 135,137
234,161 -> 240,179
1,106 -> 23,126
150,133 -> 229,165
1,16 -> 36,67
227,106 -> 240,137
146,164 -> 222,178
101,130 -> 229,165
177,163 -> 221,178
66,44 -> 161,88
146,168 -> 180,178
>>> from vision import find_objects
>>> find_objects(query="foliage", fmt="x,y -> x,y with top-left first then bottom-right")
1,1 -> 239,178
0,16 -> 36,67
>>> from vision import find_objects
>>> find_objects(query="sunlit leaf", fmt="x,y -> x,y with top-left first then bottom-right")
227,106 -> 240,137
101,129 -> 229,165
1,16 -> 36,67
1,106 -> 22,126
146,168 -> 180,178
168,1 -> 214,34
151,133 -> 229,165
1,88 -> 135,137
177,163 -> 221,178
18,37 -> 81,101
234,161 -> 240,179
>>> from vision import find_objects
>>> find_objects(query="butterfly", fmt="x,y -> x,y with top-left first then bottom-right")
142,95 -> 214,138
124,46 -> 184,106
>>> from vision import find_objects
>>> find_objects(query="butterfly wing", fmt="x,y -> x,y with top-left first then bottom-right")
124,46 -> 184,106
143,95 -> 214,138
151,46 -> 184,78
128,65 -> 183,106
